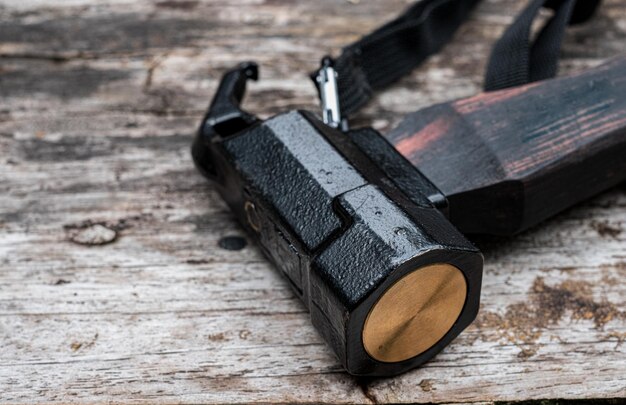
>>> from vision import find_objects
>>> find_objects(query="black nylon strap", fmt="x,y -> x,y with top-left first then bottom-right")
316,0 -> 602,119
484,0 -> 602,91
323,0 -> 482,117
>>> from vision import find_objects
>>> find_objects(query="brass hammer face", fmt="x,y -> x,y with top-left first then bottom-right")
363,263 -> 467,363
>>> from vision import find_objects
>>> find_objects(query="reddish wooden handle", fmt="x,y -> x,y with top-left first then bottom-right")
387,57 -> 626,235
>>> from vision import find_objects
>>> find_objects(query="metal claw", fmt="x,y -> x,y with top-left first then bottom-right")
201,61 -> 260,139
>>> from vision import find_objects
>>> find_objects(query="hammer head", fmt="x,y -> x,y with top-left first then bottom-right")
192,64 -> 482,376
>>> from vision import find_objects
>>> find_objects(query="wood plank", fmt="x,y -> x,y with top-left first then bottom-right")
0,0 -> 625,403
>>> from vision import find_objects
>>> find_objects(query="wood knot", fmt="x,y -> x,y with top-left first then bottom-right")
65,222 -> 118,246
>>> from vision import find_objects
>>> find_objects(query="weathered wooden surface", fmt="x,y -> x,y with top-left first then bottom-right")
0,0 -> 625,403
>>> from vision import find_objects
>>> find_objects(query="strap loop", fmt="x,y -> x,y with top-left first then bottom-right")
313,0 -> 602,119
313,0 -> 482,118
484,0 -> 602,91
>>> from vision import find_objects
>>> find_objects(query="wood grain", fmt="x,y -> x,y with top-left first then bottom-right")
387,57 -> 626,235
0,0 -> 625,403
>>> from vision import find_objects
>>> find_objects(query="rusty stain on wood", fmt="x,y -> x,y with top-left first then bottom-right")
591,219 -> 623,238
0,0 -> 625,403
476,277 -> 624,357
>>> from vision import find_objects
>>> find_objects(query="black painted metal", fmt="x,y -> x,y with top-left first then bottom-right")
192,64 -> 483,376
347,128 -> 449,216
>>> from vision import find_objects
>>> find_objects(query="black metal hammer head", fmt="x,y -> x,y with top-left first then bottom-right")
192,63 -> 483,376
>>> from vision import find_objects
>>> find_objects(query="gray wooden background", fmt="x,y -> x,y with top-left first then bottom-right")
0,0 -> 625,403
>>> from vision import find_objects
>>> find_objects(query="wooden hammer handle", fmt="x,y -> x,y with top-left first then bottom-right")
387,57 -> 626,235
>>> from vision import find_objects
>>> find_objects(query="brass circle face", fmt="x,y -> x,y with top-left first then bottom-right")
362,263 -> 467,363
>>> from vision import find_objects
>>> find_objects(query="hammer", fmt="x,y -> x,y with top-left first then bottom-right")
192,57 -> 626,376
